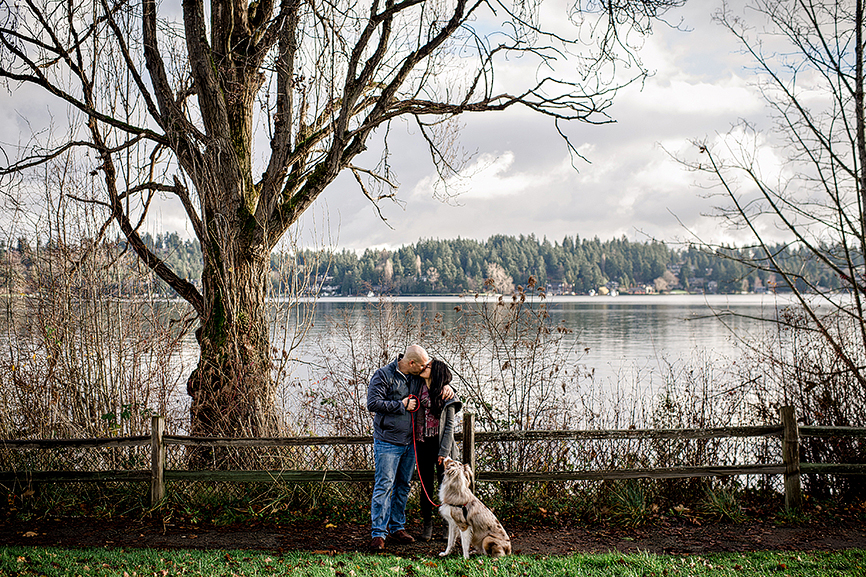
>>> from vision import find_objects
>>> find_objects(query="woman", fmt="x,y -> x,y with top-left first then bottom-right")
416,358 -> 462,541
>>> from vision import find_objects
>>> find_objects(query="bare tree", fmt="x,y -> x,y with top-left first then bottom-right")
677,0 -> 866,473
486,262 -> 515,295
683,0 -> 865,381
1,0 -> 683,436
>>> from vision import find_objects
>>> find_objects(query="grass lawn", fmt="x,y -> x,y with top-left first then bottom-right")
1,547 -> 865,576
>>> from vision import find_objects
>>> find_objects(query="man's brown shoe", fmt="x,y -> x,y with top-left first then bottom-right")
370,537 -> 385,552
388,529 -> 415,544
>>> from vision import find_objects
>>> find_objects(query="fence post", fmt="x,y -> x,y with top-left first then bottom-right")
779,405 -> 802,510
462,412 -> 475,491
150,415 -> 166,507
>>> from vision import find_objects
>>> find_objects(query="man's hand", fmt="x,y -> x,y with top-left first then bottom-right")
403,396 -> 418,412
441,385 -> 455,400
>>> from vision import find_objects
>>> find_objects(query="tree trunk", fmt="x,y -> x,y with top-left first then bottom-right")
186,238 -> 278,439
179,0 -> 275,438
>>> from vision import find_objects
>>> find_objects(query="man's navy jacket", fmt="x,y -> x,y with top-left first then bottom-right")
367,355 -> 422,446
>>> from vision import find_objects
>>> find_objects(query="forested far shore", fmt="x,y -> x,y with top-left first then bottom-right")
1,233 -> 848,297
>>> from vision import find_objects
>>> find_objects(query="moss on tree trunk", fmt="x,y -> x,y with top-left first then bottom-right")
186,239 -> 278,445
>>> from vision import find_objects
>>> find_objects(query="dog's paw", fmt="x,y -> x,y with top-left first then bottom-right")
438,551 -> 448,557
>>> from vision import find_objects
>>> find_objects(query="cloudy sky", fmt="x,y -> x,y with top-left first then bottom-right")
282,0 -> 775,253
1,1 -> 778,252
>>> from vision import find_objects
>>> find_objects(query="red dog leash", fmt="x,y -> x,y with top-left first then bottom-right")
406,394 -> 440,507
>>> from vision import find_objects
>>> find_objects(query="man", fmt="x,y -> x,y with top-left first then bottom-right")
366,344 -> 446,552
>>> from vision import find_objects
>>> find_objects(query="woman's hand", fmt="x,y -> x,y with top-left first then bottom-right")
441,385 -> 455,400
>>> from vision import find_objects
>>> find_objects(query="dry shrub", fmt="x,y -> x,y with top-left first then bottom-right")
734,304 -> 866,501
0,243 -> 193,440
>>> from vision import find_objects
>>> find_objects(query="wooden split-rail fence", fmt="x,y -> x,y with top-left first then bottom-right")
1,406 -> 864,510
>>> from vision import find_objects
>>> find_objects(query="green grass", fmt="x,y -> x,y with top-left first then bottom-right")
2,547 -> 865,576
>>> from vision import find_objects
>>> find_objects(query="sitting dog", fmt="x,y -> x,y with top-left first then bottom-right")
438,457 -> 511,559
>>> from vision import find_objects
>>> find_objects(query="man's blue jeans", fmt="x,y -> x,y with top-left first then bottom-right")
371,438 -> 415,538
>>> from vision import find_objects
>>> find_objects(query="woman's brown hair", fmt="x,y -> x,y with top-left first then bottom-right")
428,359 -> 452,415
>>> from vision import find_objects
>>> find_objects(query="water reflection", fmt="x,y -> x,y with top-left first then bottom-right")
289,294 -> 789,387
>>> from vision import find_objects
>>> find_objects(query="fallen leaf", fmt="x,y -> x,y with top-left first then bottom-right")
23,531 -> 37,537
325,523 -> 337,528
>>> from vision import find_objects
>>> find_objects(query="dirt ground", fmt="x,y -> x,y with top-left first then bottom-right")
3,516 -> 866,556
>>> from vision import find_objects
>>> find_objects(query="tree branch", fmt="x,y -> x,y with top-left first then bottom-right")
181,0 -> 230,138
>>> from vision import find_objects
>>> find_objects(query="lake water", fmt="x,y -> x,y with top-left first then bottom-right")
0,291 -> 817,436
286,293 -> 793,390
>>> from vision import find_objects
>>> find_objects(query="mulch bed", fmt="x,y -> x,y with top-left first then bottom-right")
3,517 -> 866,556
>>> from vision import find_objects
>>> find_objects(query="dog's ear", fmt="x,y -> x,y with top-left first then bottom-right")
463,463 -> 474,483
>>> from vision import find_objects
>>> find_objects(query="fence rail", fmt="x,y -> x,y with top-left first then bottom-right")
469,426 -> 784,442
2,406 -> 865,510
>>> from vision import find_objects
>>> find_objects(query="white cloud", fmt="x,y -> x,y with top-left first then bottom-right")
627,77 -> 761,116
411,150 -> 574,201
